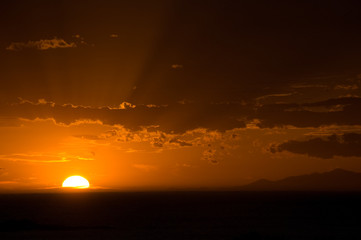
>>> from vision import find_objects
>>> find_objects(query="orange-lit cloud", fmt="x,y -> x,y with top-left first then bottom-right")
6,38 -> 76,51
171,64 -> 183,69
334,84 -> 359,90
256,92 -> 294,102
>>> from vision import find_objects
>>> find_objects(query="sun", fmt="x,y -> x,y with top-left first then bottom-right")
62,176 -> 90,189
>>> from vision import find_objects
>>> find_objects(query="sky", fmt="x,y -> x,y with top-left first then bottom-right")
1,0 -> 361,191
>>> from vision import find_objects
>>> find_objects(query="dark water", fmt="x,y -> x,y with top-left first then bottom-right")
0,191 -> 360,239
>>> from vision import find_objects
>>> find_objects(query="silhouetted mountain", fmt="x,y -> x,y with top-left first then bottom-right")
240,168 -> 361,191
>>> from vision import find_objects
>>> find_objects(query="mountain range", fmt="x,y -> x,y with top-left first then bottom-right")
238,168 -> 361,191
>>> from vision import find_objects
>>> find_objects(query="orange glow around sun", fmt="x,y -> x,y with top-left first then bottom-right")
62,176 -> 90,188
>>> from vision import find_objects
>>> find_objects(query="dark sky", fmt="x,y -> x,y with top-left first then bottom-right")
2,0 -> 361,105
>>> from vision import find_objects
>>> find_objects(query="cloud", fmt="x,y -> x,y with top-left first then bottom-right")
133,164 -> 157,172
6,38 -> 76,51
2,98 -> 249,133
96,126 -> 196,149
0,181 -> 17,185
270,133 -> 361,159
256,92 -> 294,101
18,97 -> 55,107
171,64 -> 183,69
334,84 -> 359,90
291,84 -> 327,89
201,148 -> 218,164
118,102 -> 136,109
0,153 -> 94,163
169,138 -> 192,147
71,124 -> 236,164
255,97 -> 361,128
5,96 -> 361,135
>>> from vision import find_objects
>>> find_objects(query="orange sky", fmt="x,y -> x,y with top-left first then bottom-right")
1,115 -> 361,191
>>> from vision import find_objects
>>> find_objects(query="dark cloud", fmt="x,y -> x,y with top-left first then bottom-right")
0,100 -> 250,133
255,97 -> 361,128
2,97 -> 361,133
271,133 -> 361,159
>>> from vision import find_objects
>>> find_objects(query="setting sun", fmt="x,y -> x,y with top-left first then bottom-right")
62,176 -> 90,189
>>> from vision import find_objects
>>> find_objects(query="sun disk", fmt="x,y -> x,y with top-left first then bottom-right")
62,176 -> 90,188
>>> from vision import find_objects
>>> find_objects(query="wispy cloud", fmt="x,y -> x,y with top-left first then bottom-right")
6,38 -> 76,51
290,84 -> 327,89
0,181 -> 17,185
334,84 -> 359,90
0,153 -> 94,163
256,92 -> 294,101
133,164 -> 157,172
171,64 -> 183,69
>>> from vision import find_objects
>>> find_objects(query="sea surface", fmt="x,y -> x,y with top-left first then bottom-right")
0,191 -> 360,239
